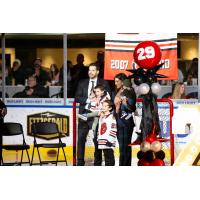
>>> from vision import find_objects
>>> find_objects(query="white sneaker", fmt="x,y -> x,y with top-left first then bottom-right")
88,129 -> 94,139
77,114 -> 87,121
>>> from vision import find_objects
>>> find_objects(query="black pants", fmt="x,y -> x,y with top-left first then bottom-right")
77,119 -> 102,166
101,149 -> 115,166
117,124 -> 134,166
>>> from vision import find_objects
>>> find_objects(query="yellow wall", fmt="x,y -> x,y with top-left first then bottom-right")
67,48 -> 104,66
37,48 -> 63,69
4,42 -> 197,70
181,40 -> 198,60
36,48 -> 104,68
0,48 -> 15,66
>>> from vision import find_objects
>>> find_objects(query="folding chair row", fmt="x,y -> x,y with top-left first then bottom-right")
0,122 -> 67,166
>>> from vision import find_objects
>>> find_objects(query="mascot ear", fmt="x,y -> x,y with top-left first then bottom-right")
148,62 -> 164,73
155,73 -> 168,78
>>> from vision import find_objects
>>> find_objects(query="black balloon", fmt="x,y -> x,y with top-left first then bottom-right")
137,151 -> 144,159
146,74 -> 157,84
134,75 -> 144,85
155,150 -> 165,160
137,68 -> 146,76
144,150 -> 155,162
127,62 -> 167,85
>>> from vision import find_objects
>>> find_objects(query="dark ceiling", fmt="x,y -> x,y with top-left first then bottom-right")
1,33 -> 198,40
0,33 -> 198,48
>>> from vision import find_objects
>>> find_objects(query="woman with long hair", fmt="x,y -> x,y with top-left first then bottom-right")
114,73 -> 136,166
171,82 -> 186,99
49,64 -> 60,85
113,73 -> 127,112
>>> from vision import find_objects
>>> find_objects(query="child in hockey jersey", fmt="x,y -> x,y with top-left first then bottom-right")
78,84 -> 110,137
97,100 -> 117,166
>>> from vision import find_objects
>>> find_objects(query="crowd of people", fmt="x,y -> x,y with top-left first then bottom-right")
0,51 -> 199,166
0,51 -> 106,98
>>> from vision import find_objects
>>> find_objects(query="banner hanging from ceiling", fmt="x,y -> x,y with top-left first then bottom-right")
104,33 -> 178,80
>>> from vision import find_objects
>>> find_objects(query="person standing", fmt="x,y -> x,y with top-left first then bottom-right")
11,59 -> 26,85
0,99 -> 7,165
77,84 -> 111,138
97,100 -> 117,166
71,54 -> 88,97
114,75 -> 136,166
75,63 -> 111,166
94,51 -> 104,79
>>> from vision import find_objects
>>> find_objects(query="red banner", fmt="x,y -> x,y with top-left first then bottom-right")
105,33 -> 178,80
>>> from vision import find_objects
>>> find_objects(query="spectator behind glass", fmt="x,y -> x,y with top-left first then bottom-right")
11,59 -> 26,85
13,75 -> 49,98
171,82 -> 186,99
178,68 -> 184,83
49,64 -> 60,86
59,60 -> 73,98
71,54 -> 88,96
95,51 -> 104,79
33,59 -> 51,86
0,65 -> 12,86
187,58 -> 198,85
34,58 -> 49,73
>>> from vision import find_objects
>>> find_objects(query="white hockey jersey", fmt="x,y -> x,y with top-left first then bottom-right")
97,113 -> 117,149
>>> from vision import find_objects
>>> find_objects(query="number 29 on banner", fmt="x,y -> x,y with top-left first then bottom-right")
133,41 -> 161,69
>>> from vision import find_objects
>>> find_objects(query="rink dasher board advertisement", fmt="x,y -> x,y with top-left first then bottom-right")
3,98 -> 200,151
172,99 -> 200,158
3,98 -> 74,145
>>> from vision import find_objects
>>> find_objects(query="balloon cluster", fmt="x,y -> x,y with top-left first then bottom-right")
127,63 -> 167,96
136,127 -> 165,166
128,40 -> 167,96
128,41 -> 169,166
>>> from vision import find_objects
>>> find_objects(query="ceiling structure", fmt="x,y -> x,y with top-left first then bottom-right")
1,33 -> 198,40
0,33 -> 198,49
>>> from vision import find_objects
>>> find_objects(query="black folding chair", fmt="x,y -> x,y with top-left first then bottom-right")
30,122 -> 67,166
1,122 -> 30,166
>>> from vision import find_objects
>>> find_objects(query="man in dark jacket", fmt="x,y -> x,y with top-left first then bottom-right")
13,75 -> 49,98
71,54 -> 88,97
75,63 -> 111,166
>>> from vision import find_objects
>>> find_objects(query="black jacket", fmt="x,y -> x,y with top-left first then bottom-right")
13,84 -> 49,98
